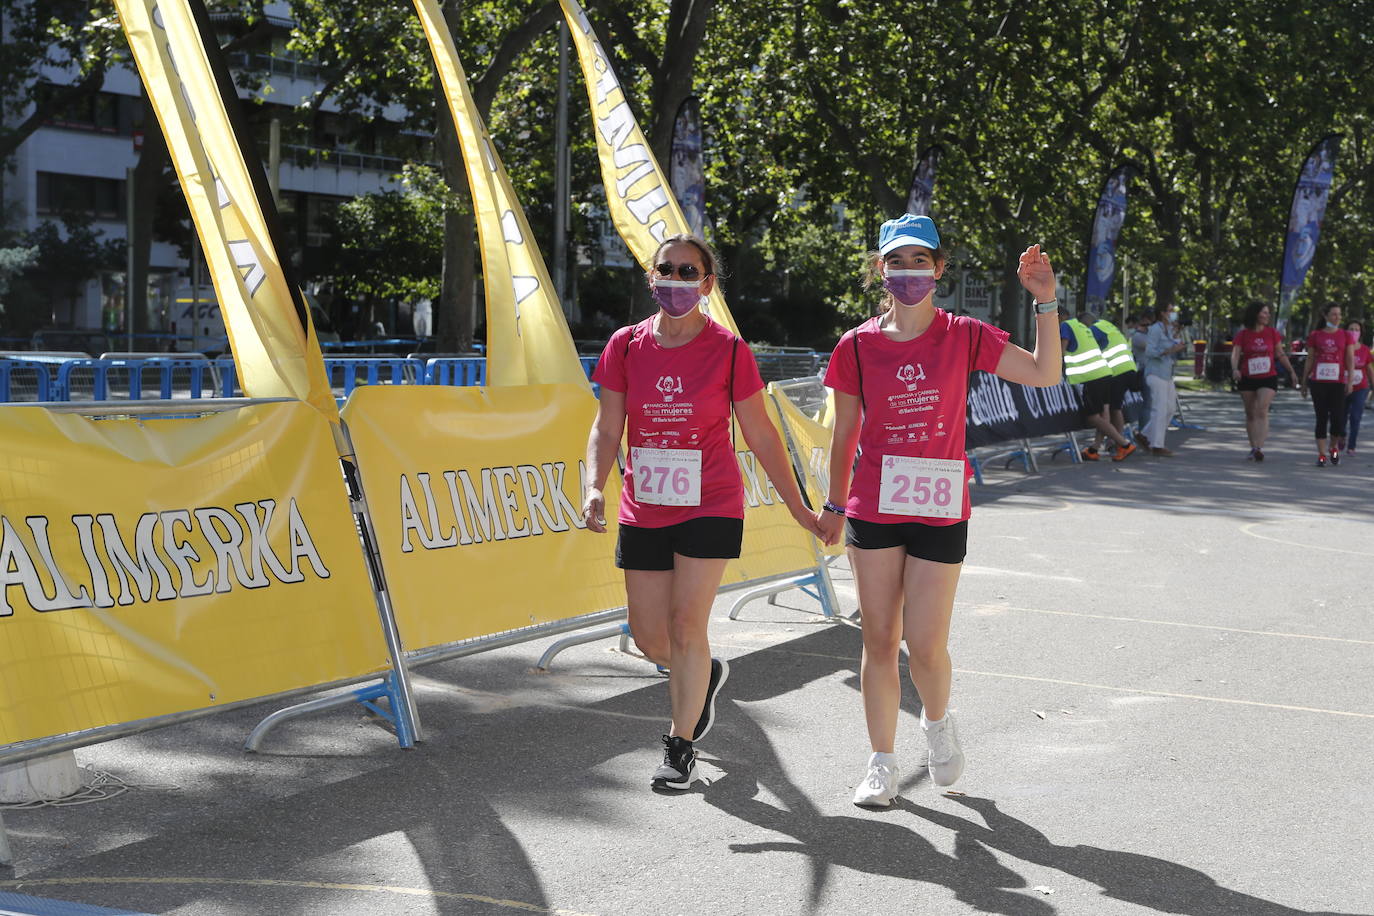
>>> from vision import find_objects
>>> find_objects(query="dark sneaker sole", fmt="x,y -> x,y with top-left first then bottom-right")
651,765 -> 698,790
692,658 -> 730,742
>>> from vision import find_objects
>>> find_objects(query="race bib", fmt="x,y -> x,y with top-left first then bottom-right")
878,455 -> 964,519
1315,362 -> 1341,381
1247,356 -> 1271,375
1351,369 -> 1366,387
630,447 -> 702,507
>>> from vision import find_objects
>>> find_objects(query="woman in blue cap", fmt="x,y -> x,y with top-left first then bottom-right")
815,214 -> 1063,806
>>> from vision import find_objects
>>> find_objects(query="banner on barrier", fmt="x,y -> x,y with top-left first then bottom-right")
0,403 -> 387,746
768,386 -> 844,558
342,385 -> 626,649
726,395 -> 827,581
965,374 -> 1143,448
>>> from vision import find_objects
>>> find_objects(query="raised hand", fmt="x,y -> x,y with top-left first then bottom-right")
1017,244 -> 1057,305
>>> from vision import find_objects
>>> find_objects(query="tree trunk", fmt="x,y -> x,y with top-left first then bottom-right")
131,93 -> 168,345
433,75 -> 476,352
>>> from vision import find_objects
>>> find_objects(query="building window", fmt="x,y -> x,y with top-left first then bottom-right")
36,172 -> 126,221
38,86 -> 132,135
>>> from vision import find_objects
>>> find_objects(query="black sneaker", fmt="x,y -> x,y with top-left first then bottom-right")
692,658 -> 730,741
1330,449 -> 1341,466
651,735 -> 697,790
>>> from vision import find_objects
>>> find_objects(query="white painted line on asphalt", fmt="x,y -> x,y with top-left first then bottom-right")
0,879 -> 597,916
962,566 -> 1084,583
982,604 -> 1374,646
1240,521 -> 1374,557
953,668 -> 1374,720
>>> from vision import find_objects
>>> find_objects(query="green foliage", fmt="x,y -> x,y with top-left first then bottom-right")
326,164 -> 454,300
1,217 -> 122,333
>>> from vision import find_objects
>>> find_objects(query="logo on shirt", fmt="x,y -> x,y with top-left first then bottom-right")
655,375 -> 684,402
896,363 -> 927,391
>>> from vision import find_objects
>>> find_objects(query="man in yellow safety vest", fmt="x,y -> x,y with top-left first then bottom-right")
1059,307 -> 1137,461
1089,314 -> 1141,453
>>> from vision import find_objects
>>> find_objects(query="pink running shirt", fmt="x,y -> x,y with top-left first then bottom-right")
1306,329 -> 1349,384
592,316 -> 765,527
1234,327 -> 1282,379
1351,344 -> 1371,391
824,310 -> 1009,526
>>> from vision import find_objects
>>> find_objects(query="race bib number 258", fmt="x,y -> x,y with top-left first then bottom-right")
878,455 -> 964,519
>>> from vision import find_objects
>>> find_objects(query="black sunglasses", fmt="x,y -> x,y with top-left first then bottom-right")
654,262 -> 702,281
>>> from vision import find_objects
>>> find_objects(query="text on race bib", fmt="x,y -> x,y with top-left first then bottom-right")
1315,362 -> 1341,381
1247,356 -> 1272,375
877,455 -> 964,519
630,447 -> 702,507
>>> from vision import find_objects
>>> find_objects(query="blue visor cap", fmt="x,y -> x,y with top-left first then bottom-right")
878,214 -> 941,256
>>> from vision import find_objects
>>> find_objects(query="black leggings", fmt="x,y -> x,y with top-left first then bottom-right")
1311,381 -> 1347,440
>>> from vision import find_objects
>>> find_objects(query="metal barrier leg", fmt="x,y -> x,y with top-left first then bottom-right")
245,679 -> 385,752
537,621 -> 634,671
969,454 -> 985,485
1022,437 -> 1040,473
727,572 -> 817,620
0,812 -> 12,867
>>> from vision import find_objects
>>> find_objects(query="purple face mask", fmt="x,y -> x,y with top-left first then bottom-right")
883,268 -> 937,306
652,279 -> 703,318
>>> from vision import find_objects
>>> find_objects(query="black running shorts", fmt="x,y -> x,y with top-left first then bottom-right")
616,517 -> 745,571
1237,375 -> 1278,392
1080,377 -> 1112,416
844,517 -> 969,565
1108,372 -> 1134,410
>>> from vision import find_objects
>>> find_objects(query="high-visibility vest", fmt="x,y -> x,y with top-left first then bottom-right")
1063,319 -> 1112,382
1093,319 -> 1137,375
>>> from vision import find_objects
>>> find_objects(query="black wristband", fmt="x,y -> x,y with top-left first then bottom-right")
822,500 -> 846,517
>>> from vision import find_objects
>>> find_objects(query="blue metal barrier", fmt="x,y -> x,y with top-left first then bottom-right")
324,357 -> 427,398
0,360 -> 52,402
425,358 -> 486,386
55,358 -> 224,402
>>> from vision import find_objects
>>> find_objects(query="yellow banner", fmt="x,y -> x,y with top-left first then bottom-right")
558,0 -> 740,337
114,0 -> 336,418
769,385 -> 844,557
0,403 -> 387,746
726,398 -> 829,580
413,0 -> 588,389
341,385 -> 624,649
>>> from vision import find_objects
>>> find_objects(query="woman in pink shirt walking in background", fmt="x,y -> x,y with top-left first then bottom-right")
814,214 -> 1063,807
1230,301 -> 1295,462
1300,302 -> 1355,467
1339,318 -> 1372,456
583,234 -> 819,791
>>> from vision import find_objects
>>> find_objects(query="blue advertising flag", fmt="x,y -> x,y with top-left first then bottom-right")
1083,165 -> 1134,317
905,145 -> 942,217
669,96 -> 706,237
1277,135 -> 1340,329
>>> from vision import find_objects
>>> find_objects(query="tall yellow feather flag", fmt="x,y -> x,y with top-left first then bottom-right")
113,0 -> 334,418
557,0 -> 741,338
412,0 -> 588,389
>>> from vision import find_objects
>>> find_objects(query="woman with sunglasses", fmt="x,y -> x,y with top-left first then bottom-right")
815,214 -> 1062,807
583,234 -> 820,791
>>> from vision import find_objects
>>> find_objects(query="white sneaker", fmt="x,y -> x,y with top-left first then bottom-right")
922,711 -> 965,787
852,752 -> 899,807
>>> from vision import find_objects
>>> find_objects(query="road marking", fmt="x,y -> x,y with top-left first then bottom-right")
1240,521 -> 1374,557
0,879 -> 596,916
962,566 -> 1083,583
980,604 -> 1374,646
711,641 -> 1374,720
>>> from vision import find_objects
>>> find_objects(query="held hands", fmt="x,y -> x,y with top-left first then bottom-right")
814,508 -> 845,547
1016,245 -> 1057,305
582,487 -> 607,533
789,502 -> 825,538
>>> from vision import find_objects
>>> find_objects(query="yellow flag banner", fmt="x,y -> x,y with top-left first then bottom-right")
114,0 -> 335,417
769,385 -> 844,557
0,403 -> 387,746
341,386 -> 624,649
413,0 -> 587,388
558,0 -> 740,337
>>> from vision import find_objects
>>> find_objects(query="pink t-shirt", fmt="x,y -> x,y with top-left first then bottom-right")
823,310 -> 1009,526
1306,329 -> 1350,383
1351,344 -> 1371,390
1234,326 -> 1282,378
592,316 -> 765,528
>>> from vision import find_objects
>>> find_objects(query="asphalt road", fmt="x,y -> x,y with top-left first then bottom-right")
2,387 -> 1371,916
